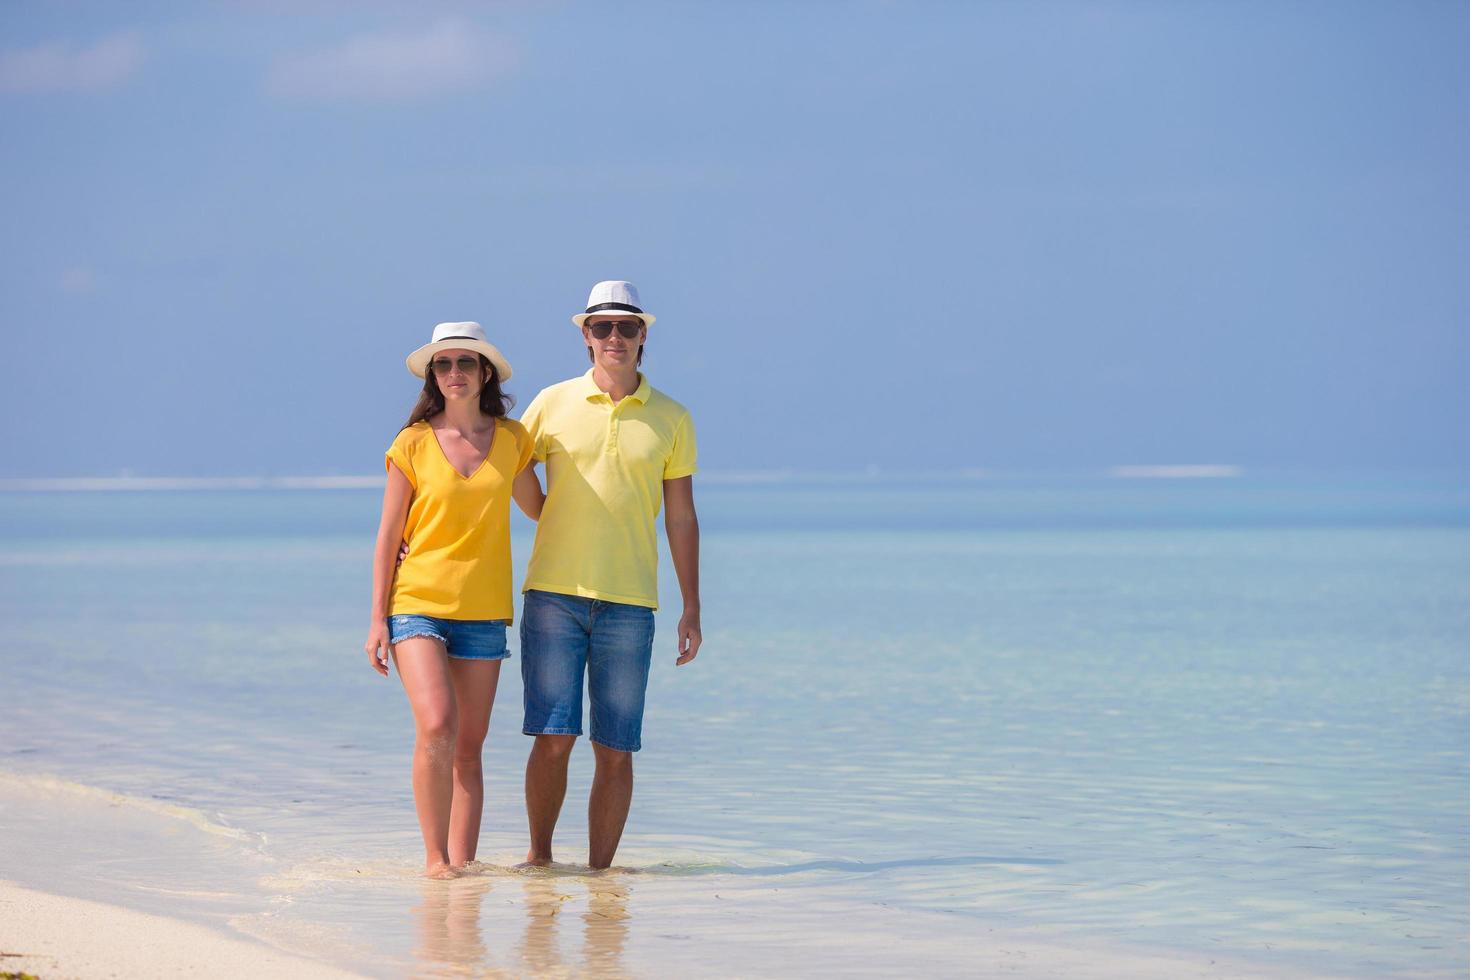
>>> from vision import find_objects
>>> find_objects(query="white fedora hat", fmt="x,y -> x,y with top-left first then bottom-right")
405,322 -> 513,380
571,280 -> 656,328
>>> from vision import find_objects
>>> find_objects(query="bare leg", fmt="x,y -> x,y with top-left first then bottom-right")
588,742 -> 633,870
393,638 -> 458,875
524,734 -> 577,865
446,658 -> 502,867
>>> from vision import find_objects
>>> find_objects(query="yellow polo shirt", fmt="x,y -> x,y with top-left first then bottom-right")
520,371 -> 697,609
386,418 -> 534,621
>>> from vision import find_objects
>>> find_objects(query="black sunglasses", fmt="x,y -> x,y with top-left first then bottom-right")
586,320 -> 643,340
430,355 -> 482,376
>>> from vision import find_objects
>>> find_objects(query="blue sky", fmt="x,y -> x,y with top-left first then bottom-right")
2,1 -> 1467,477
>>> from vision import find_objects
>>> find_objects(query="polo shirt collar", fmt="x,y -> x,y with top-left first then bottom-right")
580,369 -> 650,405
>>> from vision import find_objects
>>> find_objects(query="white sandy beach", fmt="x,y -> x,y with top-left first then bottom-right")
0,880 -> 365,980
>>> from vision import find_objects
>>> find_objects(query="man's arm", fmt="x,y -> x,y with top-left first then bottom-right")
663,476 -> 701,665
513,464 -> 545,520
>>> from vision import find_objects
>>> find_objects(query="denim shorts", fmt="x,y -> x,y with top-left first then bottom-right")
388,614 -> 509,661
520,590 -> 655,752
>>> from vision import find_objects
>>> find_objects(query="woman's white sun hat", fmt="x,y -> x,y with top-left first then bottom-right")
405,322 -> 513,380
571,280 -> 656,328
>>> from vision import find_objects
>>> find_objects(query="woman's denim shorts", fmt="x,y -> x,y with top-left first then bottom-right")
388,614 -> 509,661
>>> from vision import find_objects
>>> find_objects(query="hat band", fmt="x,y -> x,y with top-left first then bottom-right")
584,301 -> 644,316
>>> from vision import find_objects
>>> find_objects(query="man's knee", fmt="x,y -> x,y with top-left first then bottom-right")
533,733 -> 578,761
591,741 -> 633,769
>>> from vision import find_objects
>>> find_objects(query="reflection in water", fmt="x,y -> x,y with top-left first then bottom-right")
513,871 -> 630,978
582,874 -> 630,979
516,874 -> 567,978
410,869 -> 631,978
413,874 -> 495,976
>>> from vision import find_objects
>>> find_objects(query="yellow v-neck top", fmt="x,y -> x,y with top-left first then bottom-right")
385,418 -> 534,621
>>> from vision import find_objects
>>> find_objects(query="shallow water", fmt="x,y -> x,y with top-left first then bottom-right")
1,475 -> 1468,976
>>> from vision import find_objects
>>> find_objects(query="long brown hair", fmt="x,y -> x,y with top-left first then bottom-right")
403,355 -> 514,430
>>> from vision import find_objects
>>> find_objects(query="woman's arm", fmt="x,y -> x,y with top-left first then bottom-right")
513,464 -> 545,520
364,463 -> 414,675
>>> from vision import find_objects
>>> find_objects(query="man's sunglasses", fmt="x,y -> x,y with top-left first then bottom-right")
430,355 -> 482,376
586,320 -> 643,340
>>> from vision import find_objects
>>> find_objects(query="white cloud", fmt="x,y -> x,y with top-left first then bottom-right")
266,20 -> 514,103
0,33 -> 144,94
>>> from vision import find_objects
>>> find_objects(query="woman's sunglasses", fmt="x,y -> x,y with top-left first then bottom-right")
430,355 -> 483,376
586,320 -> 643,340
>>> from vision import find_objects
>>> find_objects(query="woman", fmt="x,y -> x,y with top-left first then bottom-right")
365,321 -> 534,877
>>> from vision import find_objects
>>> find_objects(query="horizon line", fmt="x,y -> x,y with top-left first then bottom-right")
0,465 -> 1255,492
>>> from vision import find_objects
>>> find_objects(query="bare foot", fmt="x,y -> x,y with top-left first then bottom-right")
517,853 -> 553,869
424,862 -> 459,880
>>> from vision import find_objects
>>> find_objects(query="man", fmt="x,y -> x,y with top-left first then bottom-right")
510,280 -> 702,869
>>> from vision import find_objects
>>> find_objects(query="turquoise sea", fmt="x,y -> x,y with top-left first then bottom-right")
1,474 -> 1468,977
